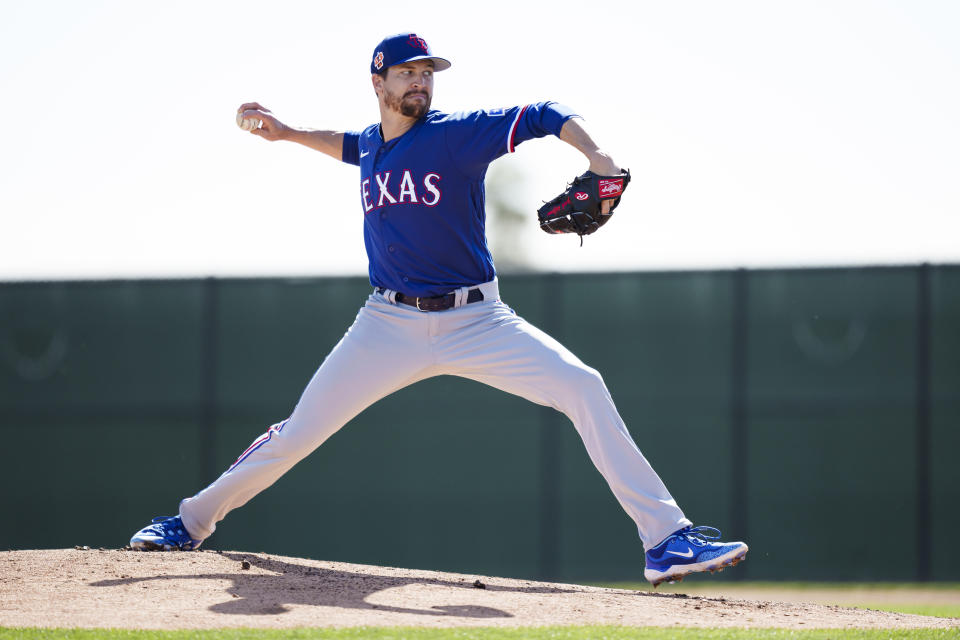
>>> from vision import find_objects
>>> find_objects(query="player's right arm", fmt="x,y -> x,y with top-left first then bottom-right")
237,102 -> 346,161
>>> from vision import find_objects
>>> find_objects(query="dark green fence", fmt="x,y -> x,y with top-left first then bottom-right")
1,266 -> 957,582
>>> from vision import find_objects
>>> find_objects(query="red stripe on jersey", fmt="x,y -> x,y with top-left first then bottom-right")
507,105 -> 530,154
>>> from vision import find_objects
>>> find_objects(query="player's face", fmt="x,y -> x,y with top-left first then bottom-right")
379,60 -> 434,118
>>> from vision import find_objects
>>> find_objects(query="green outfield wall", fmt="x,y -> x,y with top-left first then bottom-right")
1,266 -> 957,582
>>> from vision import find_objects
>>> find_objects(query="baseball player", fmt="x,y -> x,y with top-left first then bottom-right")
130,33 -> 748,586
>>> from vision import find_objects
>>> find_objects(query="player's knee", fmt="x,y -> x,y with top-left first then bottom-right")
581,365 -> 609,397
262,431 -> 294,458
251,420 -> 306,460
262,415 -> 339,462
557,363 -> 608,402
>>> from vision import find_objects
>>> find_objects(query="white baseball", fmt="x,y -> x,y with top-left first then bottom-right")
236,112 -> 261,131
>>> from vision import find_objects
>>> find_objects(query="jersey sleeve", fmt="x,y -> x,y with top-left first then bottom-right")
444,101 -> 579,177
341,131 -> 361,166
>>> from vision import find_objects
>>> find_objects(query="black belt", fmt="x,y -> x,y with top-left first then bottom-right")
376,286 -> 484,312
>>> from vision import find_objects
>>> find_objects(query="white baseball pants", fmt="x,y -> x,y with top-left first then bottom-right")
179,279 -> 691,550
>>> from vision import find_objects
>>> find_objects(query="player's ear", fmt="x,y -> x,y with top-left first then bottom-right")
371,73 -> 383,95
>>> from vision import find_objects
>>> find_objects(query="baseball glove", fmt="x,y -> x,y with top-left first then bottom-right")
537,169 -> 631,241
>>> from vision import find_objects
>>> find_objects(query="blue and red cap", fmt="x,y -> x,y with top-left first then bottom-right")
370,33 -> 451,74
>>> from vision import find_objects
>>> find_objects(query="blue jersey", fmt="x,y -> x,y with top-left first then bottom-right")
341,101 -> 578,298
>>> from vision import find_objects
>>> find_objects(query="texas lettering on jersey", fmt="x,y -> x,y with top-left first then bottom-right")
340,101 -> 579,297
361,171 -> 442,211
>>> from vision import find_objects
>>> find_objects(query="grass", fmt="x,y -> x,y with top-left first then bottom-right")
860,605 -> 960,619
2,628 -> 959,640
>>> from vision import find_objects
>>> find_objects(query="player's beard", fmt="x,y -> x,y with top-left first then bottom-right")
385,87 -> 431,118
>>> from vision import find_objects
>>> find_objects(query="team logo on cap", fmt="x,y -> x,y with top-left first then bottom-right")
408,34 -> 428,52
374,51 -> 384,70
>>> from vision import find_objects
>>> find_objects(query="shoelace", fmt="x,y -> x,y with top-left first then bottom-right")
678,526 -> 722,546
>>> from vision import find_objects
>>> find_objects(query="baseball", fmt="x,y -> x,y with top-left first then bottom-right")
236,112 -> 261,131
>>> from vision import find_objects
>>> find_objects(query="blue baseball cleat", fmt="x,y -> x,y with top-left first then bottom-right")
129,515 -> 203,551
644,525 -> 748,587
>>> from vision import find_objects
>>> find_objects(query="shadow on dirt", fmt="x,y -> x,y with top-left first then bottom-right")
90,551 -> 581,619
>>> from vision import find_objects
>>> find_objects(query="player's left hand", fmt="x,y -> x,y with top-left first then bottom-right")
537,168 -> 631,241
587,151 -> 622,214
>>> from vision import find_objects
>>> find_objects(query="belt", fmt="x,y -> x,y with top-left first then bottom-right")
377,286 -> 484,312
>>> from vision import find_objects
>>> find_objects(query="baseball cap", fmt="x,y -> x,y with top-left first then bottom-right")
370,33 -> 451,74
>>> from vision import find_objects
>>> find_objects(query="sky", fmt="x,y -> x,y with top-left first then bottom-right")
1,0 -> 958,281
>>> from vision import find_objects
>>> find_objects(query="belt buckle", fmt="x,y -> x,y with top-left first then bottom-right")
415,297 -> 425,312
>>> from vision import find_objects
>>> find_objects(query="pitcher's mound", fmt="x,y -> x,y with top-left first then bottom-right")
1,549 -> 955,630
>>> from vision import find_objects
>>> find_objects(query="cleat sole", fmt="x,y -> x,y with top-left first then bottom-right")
645,549 -> 748,587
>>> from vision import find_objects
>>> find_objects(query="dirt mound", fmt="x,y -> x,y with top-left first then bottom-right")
0,549 -> 955,630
